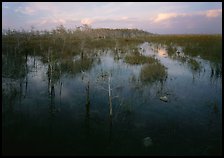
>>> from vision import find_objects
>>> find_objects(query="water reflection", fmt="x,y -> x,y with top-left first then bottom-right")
85,81 -> 90,133
157,48 -> 168,57
210,63 -> 222,81
49,85 -> 56,116
108,113 -> 113,145
47,50 -> 61,116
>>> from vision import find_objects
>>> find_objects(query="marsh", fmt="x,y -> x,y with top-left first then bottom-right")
2,27 -> 222,156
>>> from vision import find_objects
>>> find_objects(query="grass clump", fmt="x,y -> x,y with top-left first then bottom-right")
125,51 -> 157,65
140,62 -> 167,83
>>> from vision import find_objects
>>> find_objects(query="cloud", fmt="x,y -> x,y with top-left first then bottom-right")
40,18 -> 65,25
81,18 -> 93,25
121,16 -> 129,20
14,2 -> 57,15
153,13 -> 180,22
15,6 -> 35,15
28,17 -> 73,29
25,18 -> 80,30
153,9 -> 222,23
149,9 -> 222,34
204,9 -> 222,18
90,18 -> 140,30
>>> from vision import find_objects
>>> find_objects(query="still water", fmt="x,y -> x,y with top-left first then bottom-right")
2,42 -> 222,155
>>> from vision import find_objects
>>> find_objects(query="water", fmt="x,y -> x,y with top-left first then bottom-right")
2,42 -> 222,155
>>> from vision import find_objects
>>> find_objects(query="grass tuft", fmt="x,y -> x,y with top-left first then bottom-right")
140,62 -> 167,83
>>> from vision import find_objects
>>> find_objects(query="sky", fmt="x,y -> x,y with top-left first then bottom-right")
2,2 -> 222,34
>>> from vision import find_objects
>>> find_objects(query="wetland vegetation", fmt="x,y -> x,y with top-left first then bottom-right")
2,25 -> 222,155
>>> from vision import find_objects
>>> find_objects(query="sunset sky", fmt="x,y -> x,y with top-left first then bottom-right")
2,2 -> 222,34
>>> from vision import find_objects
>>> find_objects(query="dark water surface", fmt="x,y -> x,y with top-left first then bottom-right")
2,42 -> 222,155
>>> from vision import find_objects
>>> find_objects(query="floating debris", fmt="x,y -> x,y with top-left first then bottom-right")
160,96 -> 168,102
143,137 -> 153,147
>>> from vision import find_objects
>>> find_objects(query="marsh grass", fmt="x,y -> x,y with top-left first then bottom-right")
188,58 -> 201,71
172,55 -> 188,64
4,26 -> 221,63
166,45 -> 177,56
86,38 -> 116,49
125,51 -> 158,65
60,56 -> 94,76
140,62 -> 167,83
2,25 -> 221,81
145,34 -> 222,63
170,51 -> 202,73
2,26 -> 151,65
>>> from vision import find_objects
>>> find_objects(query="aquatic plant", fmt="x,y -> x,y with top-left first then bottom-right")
140,62 -> 167,83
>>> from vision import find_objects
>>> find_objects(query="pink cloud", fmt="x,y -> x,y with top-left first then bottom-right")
148,9 -> 222,34
153,13 -> 180,22
204,9 -> 222,18
81,18 -> 93,25
153,9 -> 222,23
121,16 -> 129,20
